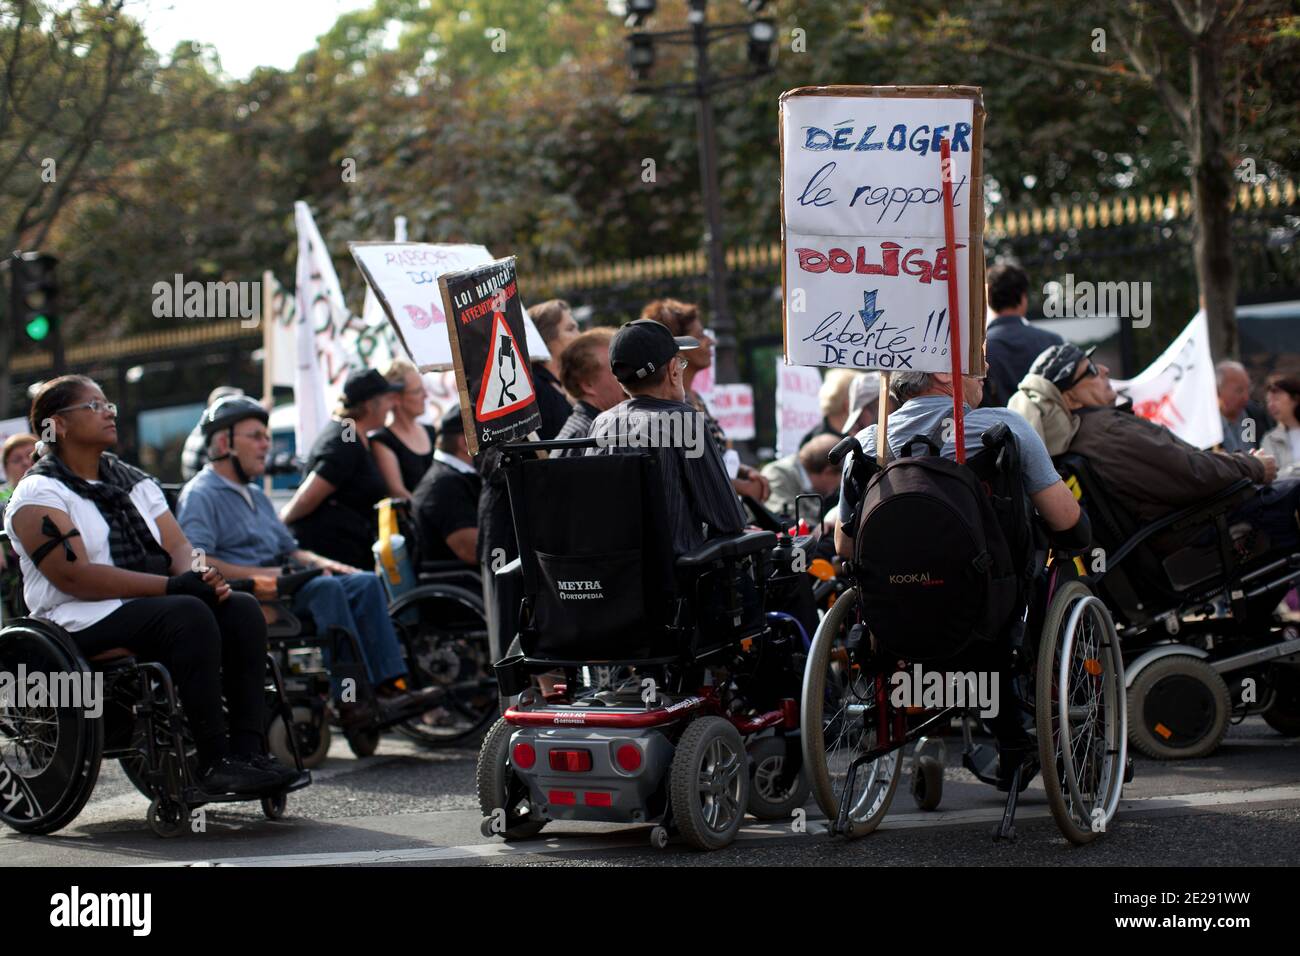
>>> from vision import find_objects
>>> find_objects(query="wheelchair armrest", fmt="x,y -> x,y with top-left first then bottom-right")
742,495 -> 785,534
493,556 -> 522,581
676,530 -> 778,570
1105,479 -> 1255,571
420,559 -> 477,576
275,566 -> 326,597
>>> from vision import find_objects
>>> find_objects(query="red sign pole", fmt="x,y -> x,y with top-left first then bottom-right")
939,137 -> 966,464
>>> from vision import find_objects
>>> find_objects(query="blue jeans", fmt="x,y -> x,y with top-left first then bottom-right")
294,573 -> 407,691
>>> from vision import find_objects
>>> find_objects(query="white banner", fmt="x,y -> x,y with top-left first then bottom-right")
775,360 -> 824,458
780,88 -> 984,375
293,201 -> 346,454
349,242 -> 549,371
705,384 -> 755,441
1112,311 -> 1224,450
0,416 -> 31,444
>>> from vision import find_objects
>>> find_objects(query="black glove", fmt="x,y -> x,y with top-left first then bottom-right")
166,570 -> 220,607
1050,507 -> 1092,553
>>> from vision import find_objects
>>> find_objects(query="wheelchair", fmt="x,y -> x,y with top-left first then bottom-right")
801,424 -> 1128,845
475,438 -> 817,851
1053,455 -> 1300,760
0,600 -> 311,838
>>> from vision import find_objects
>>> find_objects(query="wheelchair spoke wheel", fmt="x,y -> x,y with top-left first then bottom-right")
801,587 -> 900,838
0,621 -> 103,836
1036,580 -> 1126,845
393,586 -> 496,748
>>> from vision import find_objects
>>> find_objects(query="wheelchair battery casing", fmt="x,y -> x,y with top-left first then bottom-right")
508,723 -> 675,825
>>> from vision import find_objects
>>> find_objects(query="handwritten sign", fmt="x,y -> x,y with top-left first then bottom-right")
1113,311 -> 1223,450
775,361 -> 824,457
780,86 -> 986,375
437,257 -> 542,455
349,242 -> 549,371
705,384 -> 755,441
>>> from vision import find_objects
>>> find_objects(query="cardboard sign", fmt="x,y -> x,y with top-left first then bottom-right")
349,242 -> 549,371
437,257 -> 542,454
780,86 -> 986,375
705,384 -> 756,441
775,361 -> 824,458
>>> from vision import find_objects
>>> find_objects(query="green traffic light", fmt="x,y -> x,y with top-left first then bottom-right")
25,314 -> 50,341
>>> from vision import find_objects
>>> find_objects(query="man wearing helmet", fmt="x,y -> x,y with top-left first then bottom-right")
177,395 -> 433,720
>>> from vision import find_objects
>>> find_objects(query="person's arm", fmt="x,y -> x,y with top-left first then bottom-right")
291,549 -> 358,575
1117,415 -> 1268,507
372,441 -> 412,500
445,528 -> 478,565
10,504 -> 169,601
1030,481 -> 1081,532
279,471 -> 335,525
155,510 -> 231,602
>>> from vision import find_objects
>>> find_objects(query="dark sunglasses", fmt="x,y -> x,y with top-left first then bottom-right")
1070,360 -> 1099,387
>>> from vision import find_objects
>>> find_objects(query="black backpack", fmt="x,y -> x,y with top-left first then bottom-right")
853,423 -> 1022,661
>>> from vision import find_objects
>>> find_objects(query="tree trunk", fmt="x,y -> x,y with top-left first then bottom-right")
1189,6 -> 1237,360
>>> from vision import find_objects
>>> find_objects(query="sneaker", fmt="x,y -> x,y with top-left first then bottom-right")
242,753 -> 300,789
199,756 -> 282,796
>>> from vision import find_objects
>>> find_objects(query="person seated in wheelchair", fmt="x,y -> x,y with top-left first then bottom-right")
834,368 -> 1091,787
411,406 -> 481,567
1039,343 -> 1300,560
4,376 -> 297,796
585,318 -> 746,554
175,396 -> 436,723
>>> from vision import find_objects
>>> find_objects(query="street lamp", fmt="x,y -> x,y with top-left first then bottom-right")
622,1 -> 775,385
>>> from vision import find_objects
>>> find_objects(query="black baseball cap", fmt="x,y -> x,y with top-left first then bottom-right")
1029,343 -> 1097,392
343,368 -> 403,405
439,405 -> 466,436
609,319 -> 700,385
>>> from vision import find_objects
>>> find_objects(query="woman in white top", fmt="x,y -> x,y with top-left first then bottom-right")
1261,376 -> 1300,479
4,375 -> 293,796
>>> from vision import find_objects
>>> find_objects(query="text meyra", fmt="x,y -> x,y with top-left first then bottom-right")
802,122 -> 971,156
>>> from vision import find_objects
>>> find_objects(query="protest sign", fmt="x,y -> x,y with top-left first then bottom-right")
437,257 -> 542,455
780,86 -> 986,375
705,384 -> 756,441
0,417 -> 30,444
350,242 -> 548,371
775,361 -> 824,458
1112,311 -> 1224,450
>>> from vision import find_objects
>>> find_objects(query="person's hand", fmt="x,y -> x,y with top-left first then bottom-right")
201,566 -> 230,603
1251,450 -> 1278,483
734,466 -> 771,503
317,558 -> 359,575
166,569 -> 223,606
252,575 -> 279,601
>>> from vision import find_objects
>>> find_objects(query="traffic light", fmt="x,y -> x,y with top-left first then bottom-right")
7,251 -> 59,345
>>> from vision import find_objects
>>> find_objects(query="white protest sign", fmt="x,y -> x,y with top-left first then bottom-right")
780,86 -> 986,375
1112,311 -> 1224,450
705,384 -> 755,441
775,360 -> 824,458
0,417 -> 31,444
349,242 -> 548,371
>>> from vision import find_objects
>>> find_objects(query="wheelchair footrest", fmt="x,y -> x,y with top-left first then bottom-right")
962,743 -> 999,786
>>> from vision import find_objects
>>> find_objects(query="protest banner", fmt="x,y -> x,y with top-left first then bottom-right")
705,384 -> 756,441
349,242 -> 549,371
1112,311 -> 1224,450
437,257 -> 542,455
780,86 -> 986,377
293,201 -> 344,456
775,361 -> 823,458
0,417 -> 30,444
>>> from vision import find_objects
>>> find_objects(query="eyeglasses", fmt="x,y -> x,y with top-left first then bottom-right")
55,400 -> 117,417
1070,360 -> 1099,388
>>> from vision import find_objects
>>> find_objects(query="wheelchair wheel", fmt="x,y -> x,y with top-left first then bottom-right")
392,585 -> 497,748
0,620 -> 104,835
1262,666 -> 1300,736
344,725 -> 380,758
147,796 -> 189,838
670,716 -> 749,850
800,587 -> 900,838
911,754 -> 944,811
261,793 -> 287,820
1127,655 -> 1230,759
476,717 -> 546,840
268,705 -> 331,769
1036,580 -> 1126,845
745,735 -> 810,821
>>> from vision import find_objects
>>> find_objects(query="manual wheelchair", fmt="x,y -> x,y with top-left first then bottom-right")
801,424 -> 1128,845
476,438 -> 817,851
0,588 -> 311,839
1054,455 -> 1300,759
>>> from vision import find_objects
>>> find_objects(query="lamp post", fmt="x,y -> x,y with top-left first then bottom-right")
623,0 -> 774,385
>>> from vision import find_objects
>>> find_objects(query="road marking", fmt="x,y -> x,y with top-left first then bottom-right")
144,784 -> 1300,867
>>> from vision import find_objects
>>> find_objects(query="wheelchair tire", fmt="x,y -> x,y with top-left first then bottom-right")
1036,580 -> 1126,845
261,793 -> 287,820
745,735 -> 811,821
670,716 -> 749,851
0,620 -> 105,836
1261,666 -> 1300,736
391,584 -> 496,749
476,717 -> 546,840
268,705 -> 331,769
911,755 -> 943,811
147,797 -> 189,838
800,587 -> 900,839
344,725 -> 381,758
1127,655 -> 1230,759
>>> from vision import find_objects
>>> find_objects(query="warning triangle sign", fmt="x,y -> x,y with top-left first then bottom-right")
475,310 -> 536,421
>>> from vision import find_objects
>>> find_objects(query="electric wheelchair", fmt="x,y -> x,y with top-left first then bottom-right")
475,438 -> 817,851
0,543 -> 311,838
1053,454 -> 1300,760
801,424 -> 1128,845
